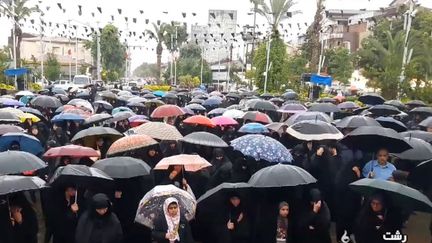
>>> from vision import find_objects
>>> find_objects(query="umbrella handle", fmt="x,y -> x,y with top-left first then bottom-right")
7,196 -> 12,225
75,187 -> 78,204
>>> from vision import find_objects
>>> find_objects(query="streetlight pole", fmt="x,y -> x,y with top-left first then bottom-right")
399,0 -> 416,98
174,26 -> 178,86
200,46 -> 204,85
68,20 -> 72,82
264,37 -> 271,93
96,23 -> 101,80
170,33 -> 173,85
39,24 -> 44,81
75,27 -> 78,75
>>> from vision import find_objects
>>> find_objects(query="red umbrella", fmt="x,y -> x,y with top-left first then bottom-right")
44,145 -> 99,158
211,116 -> 238,126
183,115 -> 216,128
242,111 -> 273,124
151,105 -> 185,118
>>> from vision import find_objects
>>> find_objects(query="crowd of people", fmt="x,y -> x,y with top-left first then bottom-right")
0,85 -> 431,243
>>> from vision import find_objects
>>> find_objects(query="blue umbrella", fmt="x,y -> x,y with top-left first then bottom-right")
231,134 -> 293,163
52,113 -> 85,123
238,123 -> 269,134
203,97 -> 222,107
0,132 -> 44,155
153,90 -> 166,97
0,98 -> 24,107
19,95 -> 33,105
112,106 -> 133,115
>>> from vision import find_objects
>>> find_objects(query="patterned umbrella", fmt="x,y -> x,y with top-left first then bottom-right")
107,134 -> 158,156
231,134 -> 293,163
155,154 -> 212,172
211,116 -> 238,126
151,105 -> 185,118
183,115 -> 216,128
135,185 -> 197,229
181,132 -> 228,148
242,111 -> 272,124
44,145 -> 100,158
134,122 -> 183,140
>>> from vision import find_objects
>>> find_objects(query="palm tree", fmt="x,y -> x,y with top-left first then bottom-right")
304,0 -> 324,72
146,23 -> 168,81
2,0 -> 39,68
255,0 -> 296,38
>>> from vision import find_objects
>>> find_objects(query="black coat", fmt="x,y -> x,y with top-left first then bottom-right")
253,203 -> 295,243
75,209 -> 123,243
7,195 -> 38,243
152,215 -> 195,243
297,201 -> 331,243
51,196 -> 81,243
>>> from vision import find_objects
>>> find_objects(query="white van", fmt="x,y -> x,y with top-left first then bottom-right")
73,75 -> 92,88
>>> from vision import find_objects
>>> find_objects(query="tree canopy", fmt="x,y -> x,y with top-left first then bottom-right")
324,48 -> 354,84
44,53 -> 61,81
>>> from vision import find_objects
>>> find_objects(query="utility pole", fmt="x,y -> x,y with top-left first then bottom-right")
96,22 -> 101,80
200,46 -> 204,85
264,37 -> 271,93
399,0 -> 416,98
68,20 -> 72,82
226,44 -> 232,92
75,27 -> 78,75
317,33 -> 325,74
174,26 -> 178,86
39,23 -> 44,81
170,33 -> 174,85
250,1 -> 258,71
11,2 -> 17,87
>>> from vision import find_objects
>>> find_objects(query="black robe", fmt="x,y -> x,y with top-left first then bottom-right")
75,196 -> 123,243
152,215 -> 195,243
296,201 -> 331,243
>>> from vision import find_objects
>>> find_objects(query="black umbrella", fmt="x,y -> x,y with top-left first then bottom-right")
226,93 -> 241,99
107,111 -> 135,123
317,97 -> 336,104
406,100 -> 427,108
350,178 -> 432,213
30,95 -> 62,108
0,151 -> 46,175
197,182 -> 251,210
384,100 -> 406,110
99,91 -> 117,100
54,94 -> 70,103
400,130 -> 432,144
308,103 -> 340,113
409,159 -> 432,188
340,126 -> 412,153
71,126 -> 123,147
420,117 -> 432,128
409,107 -> 432,116
0,175 -> 46,195
375,116 -> 407,132
92,157 -> 151,179
260,93 -> 274,99
368,104 -> 400,116
285,111 -> 332,126
282,91 -> 298,100
335,115 -> 381,129
189,98 -> 205,105
18,107 -> 44,118
359,93 -> 385,105
286,120 -> 343,141
185,104 -> 206,112
248,100 -> 277,111
248,163 -> 317,188
84,113 -> 113,126
181,132 -> 228,148
392,137 -> 432,161
94,100 -> 114,110
337,101 -> 359,110
49,164 -> 113,189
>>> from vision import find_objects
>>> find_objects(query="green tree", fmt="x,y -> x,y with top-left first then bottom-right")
164,44 -> 212,84
163,23 -> 188,52
286,54 -> 309,90
253,37 -> 290,92
0,48 -> 11,83
357,8 -> 432,99
146,23 -> 169,80
255,0 -> 296,37
324,48 -> 354,84
301,0 -> 324,72
44,53 -> 61,81
85,24 -> 126,80
133,63 -> 159,78
178,75 -> 200,89
1,0 -> 39,68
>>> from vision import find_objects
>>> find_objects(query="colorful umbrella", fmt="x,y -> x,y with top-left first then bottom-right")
153,91 -> 166,97
211,116 -> 238,126
107,135 -> 158,156
151,104 -> 185,118
44,145 -> 100,158
133,122 -> 183,141
135,184 -> 197,229
238,122 -> 269,134
155,154 -> 212,172
242,111 -> 272,124
231,134 -> 293,163
19,113 -> 40,123
52,113 -> 85,123
183,115 -> 216,128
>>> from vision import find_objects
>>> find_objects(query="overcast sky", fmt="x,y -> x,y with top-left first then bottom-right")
0,0 -> 431,70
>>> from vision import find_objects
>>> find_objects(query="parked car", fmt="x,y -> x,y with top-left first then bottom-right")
73,75 -> 92,88
53,80 -> 74,91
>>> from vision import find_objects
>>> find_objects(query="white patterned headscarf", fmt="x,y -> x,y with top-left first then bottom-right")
163,197 -> 180,242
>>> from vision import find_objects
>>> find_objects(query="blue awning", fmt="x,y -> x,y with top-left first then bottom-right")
311,74 -> 333,86
4,68 -> 29,77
